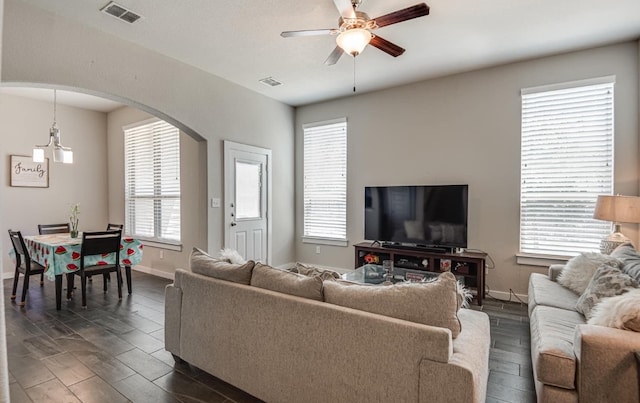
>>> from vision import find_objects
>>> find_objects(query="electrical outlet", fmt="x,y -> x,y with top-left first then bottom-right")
315,246 -> 321,254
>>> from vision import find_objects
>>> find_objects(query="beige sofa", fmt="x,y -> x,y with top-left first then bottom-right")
528,265 -> 640,403
165,264 -> 491,403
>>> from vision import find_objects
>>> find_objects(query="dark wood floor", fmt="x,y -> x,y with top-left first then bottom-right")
4,271 -> 535,402
472,297 -> 536,403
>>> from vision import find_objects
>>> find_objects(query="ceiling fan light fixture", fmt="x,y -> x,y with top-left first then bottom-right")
336,28 -> 372,56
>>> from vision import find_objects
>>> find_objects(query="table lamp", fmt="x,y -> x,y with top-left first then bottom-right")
593,195 -> 640,254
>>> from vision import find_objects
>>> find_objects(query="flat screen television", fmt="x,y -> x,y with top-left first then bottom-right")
364,184 -> 468,249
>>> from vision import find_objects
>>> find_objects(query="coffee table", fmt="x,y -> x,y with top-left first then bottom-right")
343,264 -> 464,285
341,264 -> 394,284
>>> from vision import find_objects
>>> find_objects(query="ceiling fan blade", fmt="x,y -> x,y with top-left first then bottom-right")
324,46 -> 344,65
281,29 -> 338,38
333,0 -> 356,19
373,3 -> 430,28
369,35 -> 405,57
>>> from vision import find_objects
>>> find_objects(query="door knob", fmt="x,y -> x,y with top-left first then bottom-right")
231,222 -> 237,227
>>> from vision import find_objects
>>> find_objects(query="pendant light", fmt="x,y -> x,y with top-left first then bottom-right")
33,89 -> 73,164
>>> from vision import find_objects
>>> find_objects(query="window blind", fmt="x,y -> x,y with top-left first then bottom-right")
124,120 -> 181,243
520,79 -> 614,256
303,118 -> 347,242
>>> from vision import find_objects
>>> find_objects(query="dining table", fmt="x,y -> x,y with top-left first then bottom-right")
20,233 -> 144,310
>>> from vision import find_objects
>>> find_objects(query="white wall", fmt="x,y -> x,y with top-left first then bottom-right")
0,0 -> 10,398
1,0 -> 296,265
107,106 -> 208,275
0,93 -> 109,277
296,41 -> 640,296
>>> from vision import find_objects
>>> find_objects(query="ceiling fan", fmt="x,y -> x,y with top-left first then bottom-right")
281,0 -> 430,65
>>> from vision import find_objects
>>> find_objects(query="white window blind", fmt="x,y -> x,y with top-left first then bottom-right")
520,78 -> 614,256
303,118 -> 347,243
124,119 -> 181,244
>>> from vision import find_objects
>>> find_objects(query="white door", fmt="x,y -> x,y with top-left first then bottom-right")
224,141 -> 272,264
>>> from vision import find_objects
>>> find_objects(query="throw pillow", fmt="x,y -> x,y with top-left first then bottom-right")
611,243 -> 640,283
455,280 -> 473,309
219,248 -> 247,264
292,262 -> 341,281
323,271 -> 462,338
588,289 -> 640,332
557,252 -> 622,295
190,247 -> 255,285
251,263 -> 324,301
575,264 -> 638,320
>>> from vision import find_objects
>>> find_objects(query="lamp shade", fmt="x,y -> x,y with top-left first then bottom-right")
53,147 -> 65,163
63,150 -> 73,164
593,195 -> 640,224
33,148 -> 45,163
336,28 -> 372,56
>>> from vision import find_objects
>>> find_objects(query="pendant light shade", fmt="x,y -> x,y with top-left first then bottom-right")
33,89 -> 73,164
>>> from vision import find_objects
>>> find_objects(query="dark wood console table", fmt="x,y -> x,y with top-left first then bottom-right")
354,242 -> 487,305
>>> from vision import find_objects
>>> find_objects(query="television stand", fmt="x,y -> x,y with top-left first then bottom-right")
354,242 -> 486,305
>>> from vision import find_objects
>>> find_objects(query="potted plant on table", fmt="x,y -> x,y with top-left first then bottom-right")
70,203 -> 80,238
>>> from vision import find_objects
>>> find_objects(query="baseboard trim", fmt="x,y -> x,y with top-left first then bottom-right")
485,289 -> 528,304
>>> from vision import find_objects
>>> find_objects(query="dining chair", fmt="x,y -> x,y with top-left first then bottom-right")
69,230 -> 123,309
8,230 -> 46,307
106,223 -> 123,231
38,223 -> 70,235
91,224 -> 124,284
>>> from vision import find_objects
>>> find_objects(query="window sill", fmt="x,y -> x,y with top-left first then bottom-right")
302,237 -> 348,247
516,253 -> 571,267
136,238 -> 183,252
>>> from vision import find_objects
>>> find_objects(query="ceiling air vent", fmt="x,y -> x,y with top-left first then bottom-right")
101,1 -> 142,24
259,77 -> 283,87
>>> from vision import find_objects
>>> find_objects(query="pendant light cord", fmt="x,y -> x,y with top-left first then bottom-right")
353,56 -> 356,93
53,89 -> 57,127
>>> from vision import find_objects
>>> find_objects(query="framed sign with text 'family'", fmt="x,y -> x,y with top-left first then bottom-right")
10,155 -> 49,188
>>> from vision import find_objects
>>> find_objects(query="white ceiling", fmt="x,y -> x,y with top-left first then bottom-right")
10,0 -> 640,107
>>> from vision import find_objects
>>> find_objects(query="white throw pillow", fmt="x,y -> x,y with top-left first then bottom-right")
557,252 -> 621,295
588,288 -> 640,332
219,248 -> 247,264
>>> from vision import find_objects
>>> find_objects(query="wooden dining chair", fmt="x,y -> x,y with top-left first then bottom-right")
106,223 -> 123,231
91,224 -> 124,284
70,230 -> 123,309
8,230 -> 46,307
38,223 -> 70,235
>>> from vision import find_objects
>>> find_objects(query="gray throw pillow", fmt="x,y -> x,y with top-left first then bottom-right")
251,263 -> 324,301
323,271 -> 462,338
557,252 -> 622,295
190,247 -> 255,284
575,264 -> 638,320
611,243 -> 640,283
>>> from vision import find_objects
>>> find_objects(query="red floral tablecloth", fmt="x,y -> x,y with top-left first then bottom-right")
21,233 -> 143,281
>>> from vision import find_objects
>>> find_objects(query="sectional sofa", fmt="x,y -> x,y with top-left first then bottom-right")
528,246 -> 640,403
164,249 -> 491,402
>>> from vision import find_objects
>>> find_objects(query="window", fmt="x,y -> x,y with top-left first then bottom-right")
303,118 -> 347,245
520,77 -> 614,258
124,119 -> 181,245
